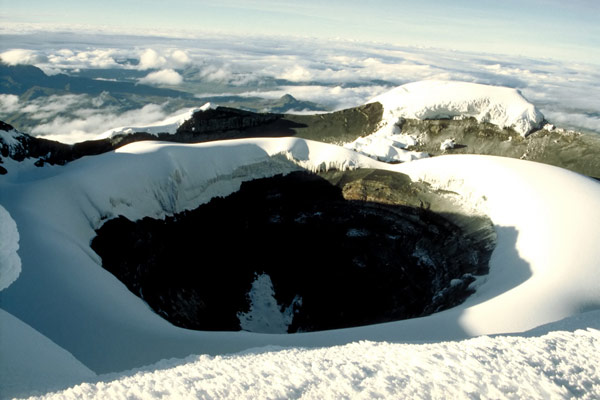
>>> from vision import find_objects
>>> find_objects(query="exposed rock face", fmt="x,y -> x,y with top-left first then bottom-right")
91,170 -> 496,333
399,118 -> 600,178
0,121 -> 112,170
2,100 -> 599,178
174,102 -> 384,144
0,104 -> 383,172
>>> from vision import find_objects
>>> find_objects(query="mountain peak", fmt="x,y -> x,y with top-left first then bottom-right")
370,80 -> 545,136
279,93 -> 297,102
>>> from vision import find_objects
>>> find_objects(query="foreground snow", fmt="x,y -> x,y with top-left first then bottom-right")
1,137 -> 599,398
0,309 -> 95,399
29,320 -> 600,400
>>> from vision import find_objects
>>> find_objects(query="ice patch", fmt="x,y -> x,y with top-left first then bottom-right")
344,131 -> 429,163
440,138 -> 456,151
346,228 -> 369,237
237,273 -> 301,334
0,205 -> 21,291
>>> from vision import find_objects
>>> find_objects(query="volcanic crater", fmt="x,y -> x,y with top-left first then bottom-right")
92,169 -> 496,333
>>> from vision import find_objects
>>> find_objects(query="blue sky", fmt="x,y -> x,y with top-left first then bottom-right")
1,0 -> 599,64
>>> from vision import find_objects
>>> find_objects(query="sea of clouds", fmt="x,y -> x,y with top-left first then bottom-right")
1,27 -> 599,143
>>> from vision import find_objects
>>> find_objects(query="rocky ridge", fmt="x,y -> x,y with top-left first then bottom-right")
2,99 -> 599,178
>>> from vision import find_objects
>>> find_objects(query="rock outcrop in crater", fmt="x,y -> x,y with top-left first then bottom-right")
91,169 -> 496,333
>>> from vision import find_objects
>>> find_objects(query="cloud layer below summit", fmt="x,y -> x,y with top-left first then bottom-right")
1,30 -> 599,142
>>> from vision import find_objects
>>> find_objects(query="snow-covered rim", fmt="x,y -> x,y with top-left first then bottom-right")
1,137 -> 599,390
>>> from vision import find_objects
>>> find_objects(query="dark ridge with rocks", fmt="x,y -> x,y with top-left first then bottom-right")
398,118 -> 600,179
0,103 -> 382,172
174,102 -> 383,144
91,169 -> 496,333
2,100 -> 600,178
0,121 -> 113,171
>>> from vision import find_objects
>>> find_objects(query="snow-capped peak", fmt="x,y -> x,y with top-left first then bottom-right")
369,80 -> 545,137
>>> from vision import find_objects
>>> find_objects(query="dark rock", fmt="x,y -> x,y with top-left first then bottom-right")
0,121 -> 14,132
3,99 -> 599,179
400,118 -> 600,178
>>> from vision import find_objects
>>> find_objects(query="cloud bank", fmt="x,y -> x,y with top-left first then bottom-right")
0,92 -> 184,143
139,69 -> 183,85
0,49 -> 47,65
1,30 -> 599,141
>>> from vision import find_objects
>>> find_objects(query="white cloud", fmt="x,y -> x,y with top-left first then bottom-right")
138,48 -> 167,70
20,94 -> 88,120
197,64 -> 232,82
279,65 -> 313,82
170,50 -> 191,67
0,95 -> 20,114
139,69 -> 183,85
1,93 -> 179,143
231,85 -> 389,111
30,103 -> 170,143
542,110 -> 600,133
0,49 -> 46,65
43,48 -> 123,70
2,31 -> 599,137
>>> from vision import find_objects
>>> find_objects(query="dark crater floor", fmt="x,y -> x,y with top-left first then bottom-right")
91,169 -> 496,333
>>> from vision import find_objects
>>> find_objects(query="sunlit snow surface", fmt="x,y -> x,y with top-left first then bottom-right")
1,137 -> 599,398
29,321 -> 600,400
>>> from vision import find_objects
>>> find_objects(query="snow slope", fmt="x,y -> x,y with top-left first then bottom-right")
0,309 -> 95,399
1,137 -> 599,398
31,319 -> 600,400
96,103 -> 213,139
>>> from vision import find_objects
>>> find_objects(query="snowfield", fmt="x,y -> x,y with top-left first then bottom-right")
0,81 -> 598,399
